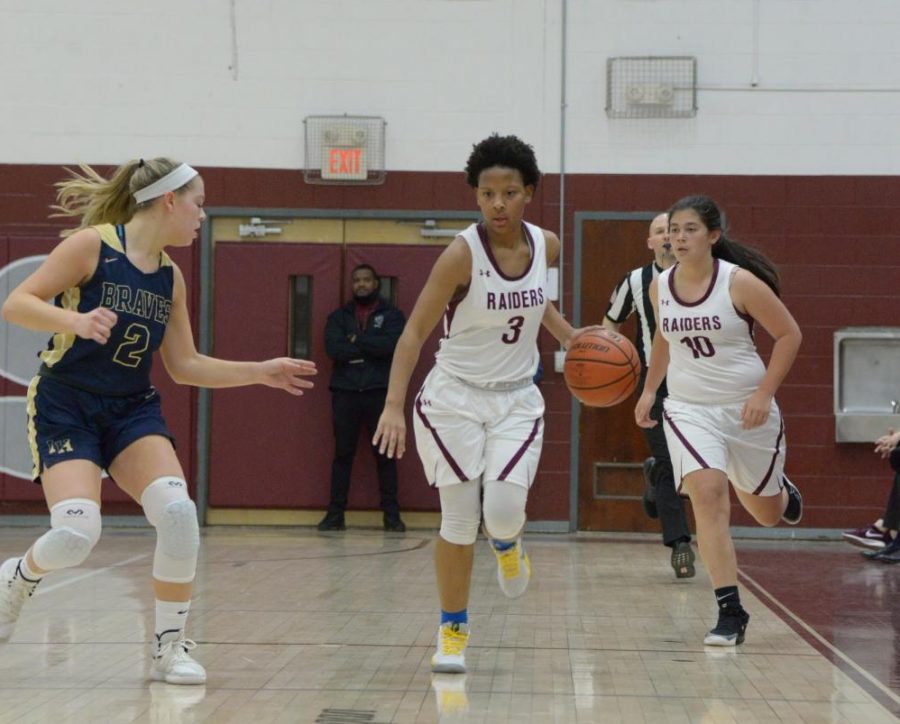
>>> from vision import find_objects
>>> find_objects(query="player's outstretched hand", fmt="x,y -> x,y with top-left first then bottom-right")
259,357 -> 317,395
373,404 -> 406,459
634,390 -> 657,428
75,307 -> 118,344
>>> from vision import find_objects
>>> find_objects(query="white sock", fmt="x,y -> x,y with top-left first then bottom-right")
155,599 -> 190,647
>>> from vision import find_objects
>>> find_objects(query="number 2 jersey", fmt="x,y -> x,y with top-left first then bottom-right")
434,221 -> 548,388
658,258 -> 766,404
38,223 -> 174,395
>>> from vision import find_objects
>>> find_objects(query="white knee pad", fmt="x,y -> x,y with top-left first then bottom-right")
438,480 -> 482,545
32,498 -> 102,571
482,480 -> 528,541
141,477 -> 199,584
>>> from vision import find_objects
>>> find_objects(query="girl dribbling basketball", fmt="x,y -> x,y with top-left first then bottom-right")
372,134 -> 596,674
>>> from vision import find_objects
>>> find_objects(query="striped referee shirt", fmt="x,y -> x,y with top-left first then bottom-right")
603,262 -> 663,371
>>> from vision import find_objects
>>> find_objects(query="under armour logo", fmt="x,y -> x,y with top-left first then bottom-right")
420,398 -> 432,407
660,299 -> 670,306
479,269 -> 491,277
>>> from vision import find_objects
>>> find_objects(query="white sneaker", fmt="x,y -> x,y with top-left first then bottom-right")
151,637 -> 207,685
490,538 -> 531,598
430,622 -> 468,674
0,557 -> 39,642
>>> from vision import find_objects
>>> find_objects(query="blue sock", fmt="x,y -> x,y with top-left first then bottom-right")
491,539 -> 515,551
440,608 -> 468,626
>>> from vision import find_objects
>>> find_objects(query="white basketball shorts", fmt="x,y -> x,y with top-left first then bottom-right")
662,397 -> 786,497
413,366 -> 545,488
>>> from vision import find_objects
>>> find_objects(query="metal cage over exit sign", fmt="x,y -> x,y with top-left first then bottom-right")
303,115 -> 387,185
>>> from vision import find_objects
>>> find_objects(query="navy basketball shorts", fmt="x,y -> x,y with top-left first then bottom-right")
662,397 -> 786,497
412,366 -> 545,489
26,375 -> 174,484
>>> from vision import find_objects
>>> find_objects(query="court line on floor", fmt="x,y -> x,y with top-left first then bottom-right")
740,567 -> 900,711
36,553 -> 151,596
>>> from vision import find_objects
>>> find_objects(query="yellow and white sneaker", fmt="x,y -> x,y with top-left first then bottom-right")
490,537 -> 531,598
431,622 -> 469,673
151,637 -> 207,685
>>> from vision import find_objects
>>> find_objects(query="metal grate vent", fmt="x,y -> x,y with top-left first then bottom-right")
606,56 -> 697,119
303,115 -> 387,185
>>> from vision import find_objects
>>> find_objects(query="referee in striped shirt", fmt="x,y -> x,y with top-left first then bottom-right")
602,213 -> 695,579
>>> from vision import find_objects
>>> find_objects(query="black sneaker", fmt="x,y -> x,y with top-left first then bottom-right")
781,476 -> 802,525
867,537 -> 900,562
641,457 -> 658,519
383,515 -> 406,533
703,606 -> 749,646
670,540 -> 695,579
317,513 -> 345,531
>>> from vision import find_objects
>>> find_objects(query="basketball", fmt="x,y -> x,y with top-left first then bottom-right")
563,329 -> 640,407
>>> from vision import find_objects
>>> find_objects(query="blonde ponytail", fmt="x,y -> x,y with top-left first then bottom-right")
52,157 -> 184,237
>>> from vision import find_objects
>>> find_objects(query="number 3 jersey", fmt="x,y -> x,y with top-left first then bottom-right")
658,258 -> 766,404
434,221 -> 548,388
38,223 -> 174,395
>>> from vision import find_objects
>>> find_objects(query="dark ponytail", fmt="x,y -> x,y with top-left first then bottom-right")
667,195 -> 780,297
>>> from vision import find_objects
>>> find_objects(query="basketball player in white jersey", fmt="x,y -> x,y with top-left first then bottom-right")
635,195 -> 803,647
373,134 -> 594,674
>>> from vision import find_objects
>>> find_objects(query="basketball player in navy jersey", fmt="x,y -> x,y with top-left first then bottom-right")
0,159 -> 316,684
373,134 -> 596,674
603,213 -> 695,579
635,195 -> 803,647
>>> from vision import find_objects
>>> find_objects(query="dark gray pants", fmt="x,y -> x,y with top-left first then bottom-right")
641,377 -> 691,547
328,389 -> 399,518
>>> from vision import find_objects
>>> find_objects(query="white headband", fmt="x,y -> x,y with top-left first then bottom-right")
133,163 -> 199,204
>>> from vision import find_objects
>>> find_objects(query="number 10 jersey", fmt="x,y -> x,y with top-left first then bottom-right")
658,258 -> 766,404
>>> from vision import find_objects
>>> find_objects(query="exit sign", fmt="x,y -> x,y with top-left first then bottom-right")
322,147 -> 367,180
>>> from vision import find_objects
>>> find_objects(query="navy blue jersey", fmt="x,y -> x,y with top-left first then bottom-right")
38,224 -> 174,396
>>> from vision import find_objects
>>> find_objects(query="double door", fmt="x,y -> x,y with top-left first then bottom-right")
207,239 -> 444,512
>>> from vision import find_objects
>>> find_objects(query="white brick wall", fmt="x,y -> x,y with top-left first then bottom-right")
1,0 -> 898,174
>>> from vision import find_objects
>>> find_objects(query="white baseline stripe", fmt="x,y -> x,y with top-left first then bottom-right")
36,553 -> 151,596
740,568 -> 900,707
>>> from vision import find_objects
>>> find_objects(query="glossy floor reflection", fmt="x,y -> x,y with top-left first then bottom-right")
0,527 -> 897,723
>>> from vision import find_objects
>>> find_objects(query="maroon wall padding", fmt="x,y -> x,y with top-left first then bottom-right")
3,163 -> 899,527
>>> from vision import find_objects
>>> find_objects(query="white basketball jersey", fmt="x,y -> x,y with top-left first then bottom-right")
658,259 -> 766,404
435,222 -> 548,388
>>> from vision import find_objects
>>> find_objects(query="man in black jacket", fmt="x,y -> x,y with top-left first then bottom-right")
318,264 -> 407,532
